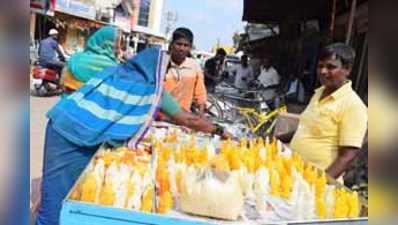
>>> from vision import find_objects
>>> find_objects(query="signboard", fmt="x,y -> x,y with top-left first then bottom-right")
30,0 -> 55,16
55,0 -> 96,20
134,25 -> 165,39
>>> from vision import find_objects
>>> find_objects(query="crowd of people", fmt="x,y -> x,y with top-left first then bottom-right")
35,26 -> 368,225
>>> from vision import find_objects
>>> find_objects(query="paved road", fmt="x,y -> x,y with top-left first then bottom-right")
30,95 -> 58,211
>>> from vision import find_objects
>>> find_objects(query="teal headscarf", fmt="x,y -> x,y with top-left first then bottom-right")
68,26 -> 119,83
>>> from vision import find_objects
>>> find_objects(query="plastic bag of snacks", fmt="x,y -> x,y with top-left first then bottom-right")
179,168 -> 244,220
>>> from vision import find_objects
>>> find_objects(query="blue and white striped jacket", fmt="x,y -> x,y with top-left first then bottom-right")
47,48 -> 168,147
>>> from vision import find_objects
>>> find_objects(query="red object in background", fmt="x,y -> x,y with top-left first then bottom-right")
30,0 -> 56,13
32,67 -> 59,82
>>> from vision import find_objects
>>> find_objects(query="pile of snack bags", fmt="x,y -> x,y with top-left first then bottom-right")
69,126 -> 363,222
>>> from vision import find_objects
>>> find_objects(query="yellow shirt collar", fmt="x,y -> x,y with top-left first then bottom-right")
315,80 -> 353,101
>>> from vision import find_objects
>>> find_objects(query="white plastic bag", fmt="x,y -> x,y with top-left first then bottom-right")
180,169 -> 244,220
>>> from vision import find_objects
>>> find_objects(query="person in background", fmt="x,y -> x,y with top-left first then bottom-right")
204,48 -> 227,92
62,26 -> 121,94
123,45 -> 135,61
233,54 -> 254,89
195,54 -> 204,69
164,27 -> 207,114
35,48 -> 231,225
257,56 -> 281,100
278,43 -> 368,180
38,29 -> 66,75
118,43 -> 128,62
76,36 -> 86,53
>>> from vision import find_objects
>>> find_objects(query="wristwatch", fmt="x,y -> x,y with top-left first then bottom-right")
212,124 -> 225,136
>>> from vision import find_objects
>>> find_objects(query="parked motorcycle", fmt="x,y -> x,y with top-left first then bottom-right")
31,60 -> 64,97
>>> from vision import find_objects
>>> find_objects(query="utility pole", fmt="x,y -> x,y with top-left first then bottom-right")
164,10 -> 178,38
330,0 -> 337,39
345,0 -> 357,44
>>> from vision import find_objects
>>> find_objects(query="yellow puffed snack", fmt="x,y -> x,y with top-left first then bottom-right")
315,172 -> 327,199
70,183 -> 82,201
229,150 -> 242,171
141,185 -> 154,212
98,181 -> 115,206
348,191 -> 360,218
158,191 -> 174,213
80,173 -> 97,203
210,155 -> 230,172
334,189 -> 349,218
270,169 -> 281,197
280,174 -> 293,200
316,197 -> 326,219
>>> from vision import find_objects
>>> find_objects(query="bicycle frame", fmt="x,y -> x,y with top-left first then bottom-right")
207,82 -> 289,137
238,105 -> 287,135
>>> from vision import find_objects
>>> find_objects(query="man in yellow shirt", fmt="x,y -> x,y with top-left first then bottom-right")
281,43 -> 367,179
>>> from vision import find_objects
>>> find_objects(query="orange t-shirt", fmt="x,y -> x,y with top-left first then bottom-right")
164,58 -> 207,112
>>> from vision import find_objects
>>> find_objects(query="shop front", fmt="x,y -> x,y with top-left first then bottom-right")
131,25 -> 166,53
30,0 -> 57,58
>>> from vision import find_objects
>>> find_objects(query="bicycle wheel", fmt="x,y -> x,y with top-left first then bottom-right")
253,113 -> 279,138
206,95 -> 224,120
238,113 -> 258,135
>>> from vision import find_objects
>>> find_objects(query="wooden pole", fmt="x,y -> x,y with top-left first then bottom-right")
355,33 -> 367,91
346,0 -> 357,44
30,12 -> 37,42
330,0 -> 337,39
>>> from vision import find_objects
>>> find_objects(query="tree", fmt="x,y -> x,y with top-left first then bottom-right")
232,31 -> 241,49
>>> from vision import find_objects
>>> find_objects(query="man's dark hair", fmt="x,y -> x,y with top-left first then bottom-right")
241,55 -> 248,60
320,43 -> 356,67
172,27 -> 194,44
216,48 -> 227,56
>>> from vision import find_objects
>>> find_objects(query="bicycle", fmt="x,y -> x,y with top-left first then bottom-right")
236,96 -> 287,138
207,87 -> 258,122
206,81 -> 266,119
206,81 -> 289,138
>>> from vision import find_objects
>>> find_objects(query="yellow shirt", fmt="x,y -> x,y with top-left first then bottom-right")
164,57 -> 207,112
290,81 -> 368,170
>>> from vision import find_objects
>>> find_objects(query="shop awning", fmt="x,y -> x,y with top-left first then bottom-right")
55,12 -> 112,31
242,0 -> 331,23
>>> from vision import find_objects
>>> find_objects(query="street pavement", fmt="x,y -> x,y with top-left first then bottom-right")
30,95 -> 58,217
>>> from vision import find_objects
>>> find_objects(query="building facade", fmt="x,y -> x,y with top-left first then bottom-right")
131,0 -> 166,52
30,0 -> 166,59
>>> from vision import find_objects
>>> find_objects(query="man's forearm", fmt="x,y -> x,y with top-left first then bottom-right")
171,111 -> 215,133
185,115 -> 214,132
170,111 -> 232,139
275,112 -> 300,143
56,45 -> 65,59
326,148 -> 359,179
276,130 -> 295,143
204,72 -> 217,81
326,158 -> 351,179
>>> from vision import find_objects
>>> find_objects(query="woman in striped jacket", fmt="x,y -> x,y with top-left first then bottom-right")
36,48 -> 231,225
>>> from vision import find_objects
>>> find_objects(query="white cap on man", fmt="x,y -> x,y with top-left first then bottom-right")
49,29 -> 59,36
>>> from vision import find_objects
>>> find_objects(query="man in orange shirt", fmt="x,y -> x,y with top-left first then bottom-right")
164,28 -> 207,115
